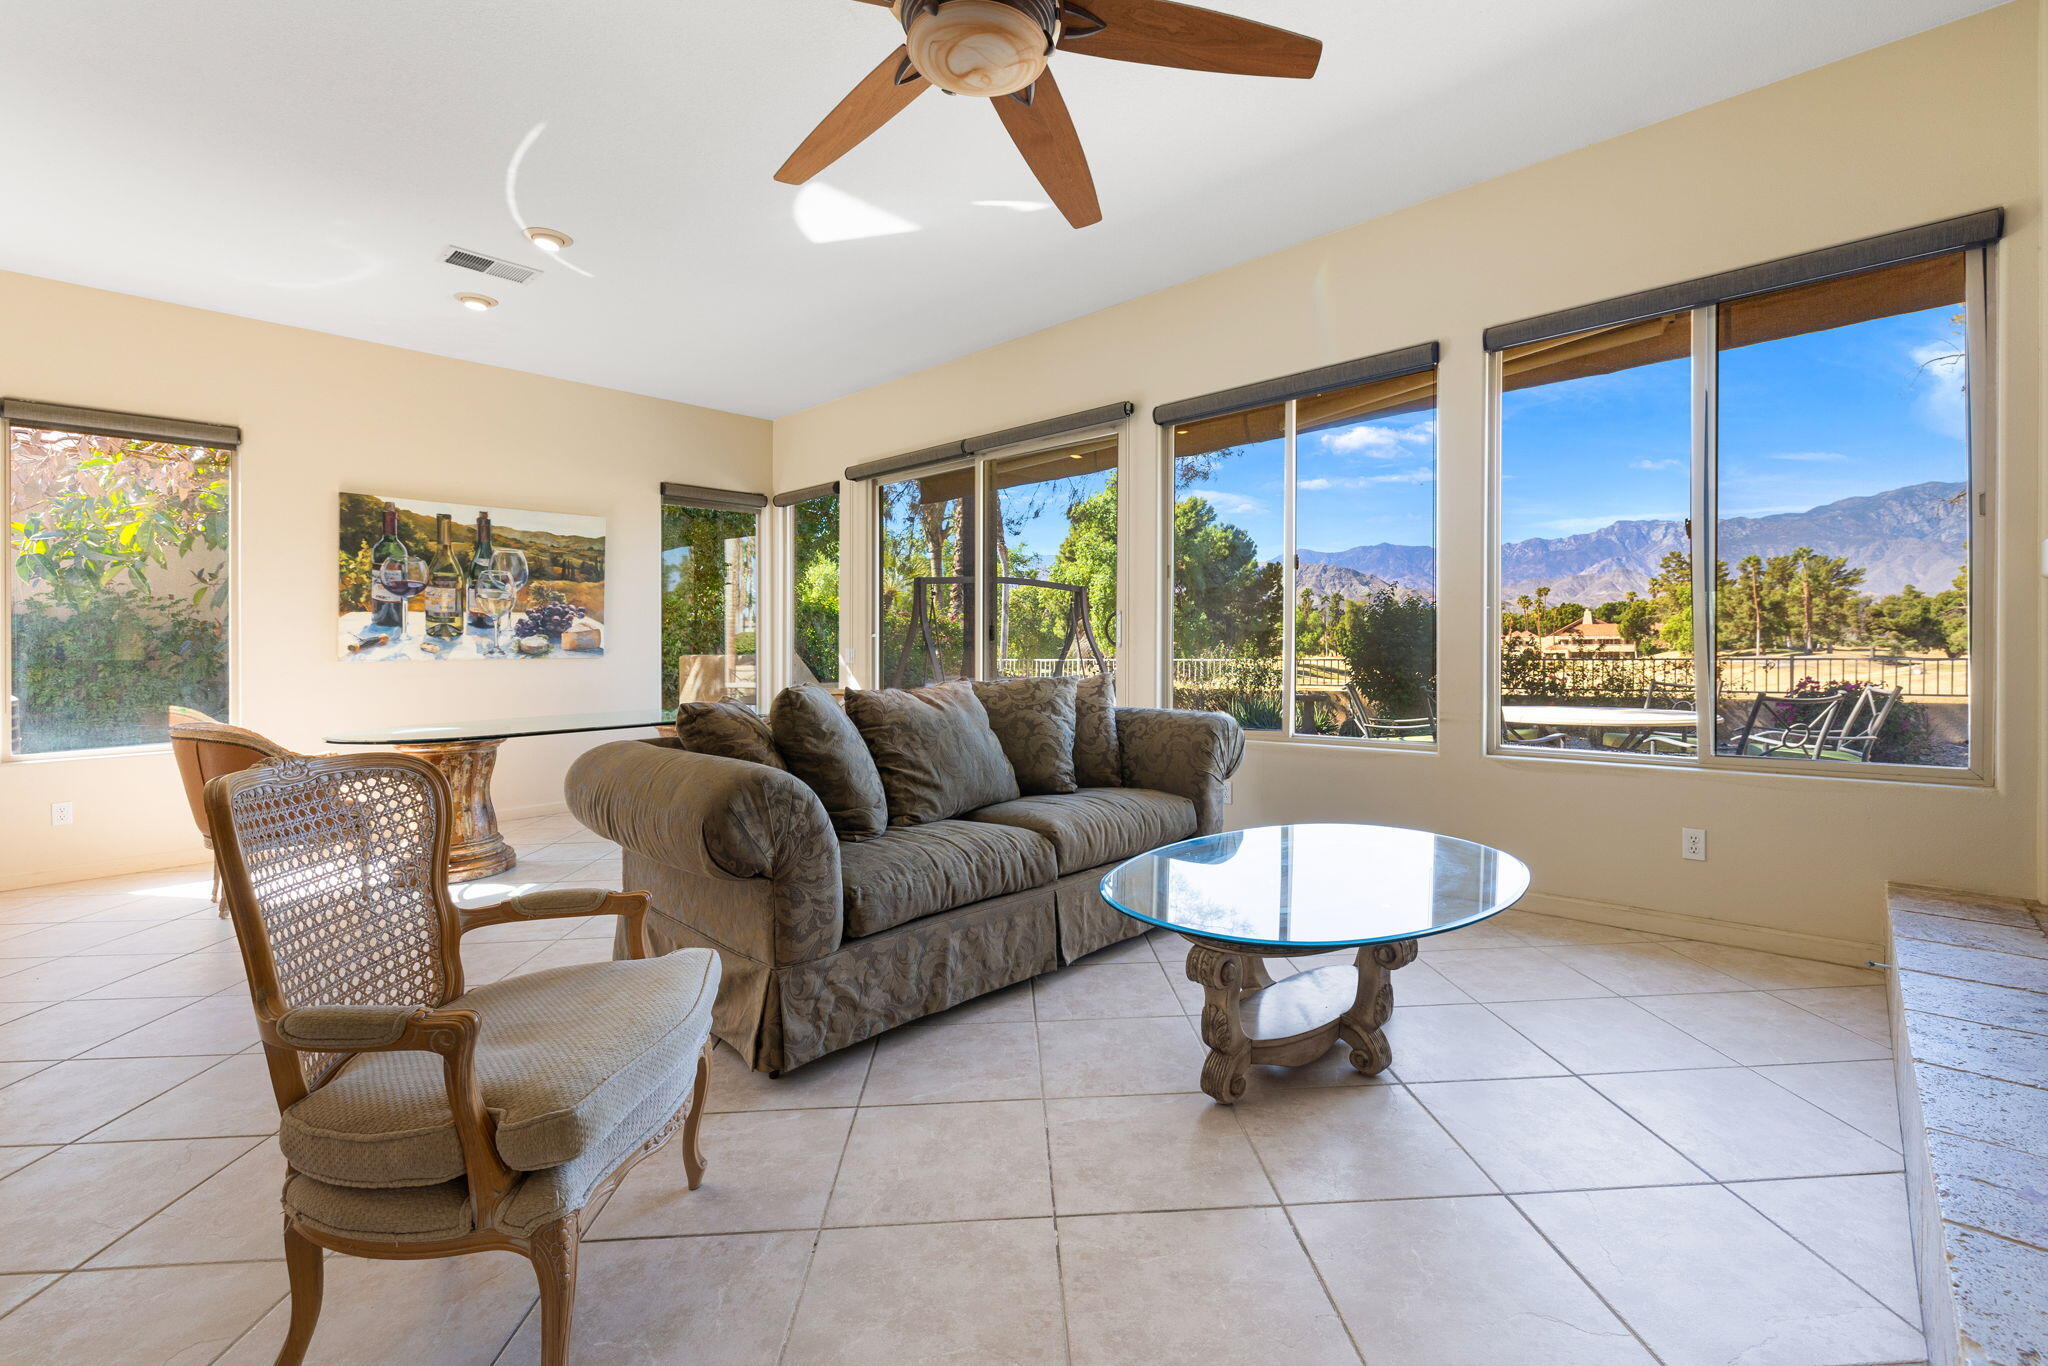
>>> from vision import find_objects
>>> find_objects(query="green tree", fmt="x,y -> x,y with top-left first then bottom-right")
1171,495 -> 1280,656
1339,590 -> 1436,720
1648,552 -> 1697,652
1046,481 -> 1119,656
1615,598 -> 1657,652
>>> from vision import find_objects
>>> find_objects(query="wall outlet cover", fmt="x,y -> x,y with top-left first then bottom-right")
1681,828 -> 1707,861
51,802 -> 74,827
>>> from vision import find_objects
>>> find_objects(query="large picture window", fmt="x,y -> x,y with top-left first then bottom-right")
6,414 -> 232,756
661,490 -> 761,710
1168,359 -> 1439,742
1490,241 -> 1985,774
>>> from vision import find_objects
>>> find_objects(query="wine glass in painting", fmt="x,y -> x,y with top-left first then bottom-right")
472,569 -> 517,656
489,550 -> 530,610
375,555 -> 429,643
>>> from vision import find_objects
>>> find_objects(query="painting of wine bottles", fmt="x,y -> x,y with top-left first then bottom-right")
337,493 -> 606,661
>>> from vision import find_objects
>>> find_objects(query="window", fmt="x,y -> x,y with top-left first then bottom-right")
879,466 -> 973,687
1168,363 -> 1439,742
989,435 -> 1117,679
661,494 -> 760,710
6,416 -> 232,756
789,488 -> 841,689
877,431 -> 1120,686
1491,245 -> 1984,773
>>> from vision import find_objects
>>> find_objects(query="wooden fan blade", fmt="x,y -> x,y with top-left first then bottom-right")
993,69 -> 1101,228
1057,0 -> 1322,78
775,46 -> 928,185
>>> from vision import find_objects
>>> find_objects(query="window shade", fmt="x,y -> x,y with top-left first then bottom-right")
659,482 -> 767,511
2,398 -> 241,449
771,480 -> 839,508
1153,343 -> 1438,428
1484,209 -> 2001,353
847,402 -> 1134,482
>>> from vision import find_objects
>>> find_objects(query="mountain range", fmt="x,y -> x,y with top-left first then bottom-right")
1296,481 -> 1967,605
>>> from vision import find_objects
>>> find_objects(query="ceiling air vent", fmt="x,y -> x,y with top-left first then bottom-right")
441,246 -> 539,284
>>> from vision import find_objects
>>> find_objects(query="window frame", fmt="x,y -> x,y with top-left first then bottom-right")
870,423 -> 1125,689
659,489 -> 765,712
1,413 -> 238,763
1483,246 -> 1993,785
782,486 -> 842,694
1160,374 -> 1443,751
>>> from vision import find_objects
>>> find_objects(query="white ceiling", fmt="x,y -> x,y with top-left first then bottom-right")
0,1 -> 2006,418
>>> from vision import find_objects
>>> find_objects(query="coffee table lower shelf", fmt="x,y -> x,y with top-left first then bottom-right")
1180,935 -> 1421,1104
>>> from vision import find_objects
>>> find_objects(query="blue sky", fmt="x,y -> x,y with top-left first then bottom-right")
1170,302 -> 1965,562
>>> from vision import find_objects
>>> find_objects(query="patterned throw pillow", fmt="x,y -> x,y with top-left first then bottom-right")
671,701 -> 785,770
972,676 -> 1078,796
845,681 -> 1021,826
769,686 -> 889,841
1073,672 -> 1122,788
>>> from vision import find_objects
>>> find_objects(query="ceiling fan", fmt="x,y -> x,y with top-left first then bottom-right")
776,0 -> 1323,229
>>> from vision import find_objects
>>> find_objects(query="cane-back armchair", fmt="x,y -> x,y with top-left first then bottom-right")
168,709 -> 299,913
205,751 -> 719,1366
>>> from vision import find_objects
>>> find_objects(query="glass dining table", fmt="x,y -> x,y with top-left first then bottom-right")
325,710 -> 670,881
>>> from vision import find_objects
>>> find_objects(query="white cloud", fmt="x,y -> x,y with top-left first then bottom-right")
1767,451 -> 1849,463
1320,421 -> 1432,457
1194,490 -> 1266,518
1629,458 -> 1683,471
1910,339 -> 1967,440
1298,468 -> 1434,491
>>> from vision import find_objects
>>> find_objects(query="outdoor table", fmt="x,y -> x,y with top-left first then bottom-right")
1500,705 -> 1697,752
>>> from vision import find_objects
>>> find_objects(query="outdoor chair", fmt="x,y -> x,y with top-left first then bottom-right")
1826,684 -> 1903,762
204,751 -> 718,1366
169,709 -> 300,914
1718,689 -> 1849,759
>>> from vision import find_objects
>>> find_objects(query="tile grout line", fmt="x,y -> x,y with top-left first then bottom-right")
1722,1179 -> 1928,1339
1500,1191 -> 1675,1366
774,1040 -> 877,1365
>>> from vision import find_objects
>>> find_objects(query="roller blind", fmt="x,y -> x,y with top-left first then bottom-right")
2,398 -> 241,449
846,401 -> 1134,482
659,482 -> 767,511
771,480 -> 839,508
1152,343 -> 1438,428
1484,208 -> 2002,352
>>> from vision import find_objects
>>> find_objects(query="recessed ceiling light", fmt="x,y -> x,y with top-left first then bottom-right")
455,292 -> 498,311
524,226 -> 573,252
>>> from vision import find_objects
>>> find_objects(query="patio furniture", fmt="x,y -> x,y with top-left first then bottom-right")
1100,823 -> 1530,1103
1719,689 -> 1849,759
1501,705 -> 1697,752
1830,685 -> 1904,761
205,750 -> 717,1366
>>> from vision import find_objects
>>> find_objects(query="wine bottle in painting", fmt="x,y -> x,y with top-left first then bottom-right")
425,513 -> 465,641
368,503 -> 408,630
466,510 -> 495,629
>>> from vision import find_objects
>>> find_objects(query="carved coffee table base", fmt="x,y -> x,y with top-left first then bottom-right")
394,739 -> 517,883
1184,936 -> 1420,1104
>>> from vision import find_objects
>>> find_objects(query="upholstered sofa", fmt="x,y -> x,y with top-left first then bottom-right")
567,681 -> 1245,1074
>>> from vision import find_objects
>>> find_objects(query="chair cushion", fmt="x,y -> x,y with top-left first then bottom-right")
967,788 -> 1197,876
845,681 -> 1020,826
838,819 -> 1057,937
280,948 -> 718,1189
771,685 -> 889,841
1074,673 -> 1122,788
973,676 -> 1079,796
672,700 -> 785,769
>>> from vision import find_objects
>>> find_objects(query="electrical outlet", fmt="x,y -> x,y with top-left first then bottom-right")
50,802 -> 73,828
1681,827 -> 1706,861
1221,781 -> 1233,805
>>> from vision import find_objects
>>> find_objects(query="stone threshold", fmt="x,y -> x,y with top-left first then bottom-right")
1885,884 -> 2048,1366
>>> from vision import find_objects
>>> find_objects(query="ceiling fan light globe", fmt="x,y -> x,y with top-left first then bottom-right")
906,0 -> 1049,98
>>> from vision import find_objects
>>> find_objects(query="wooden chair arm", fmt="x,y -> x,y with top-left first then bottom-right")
259,1005 -> 519,1224
457,889 -> 654,959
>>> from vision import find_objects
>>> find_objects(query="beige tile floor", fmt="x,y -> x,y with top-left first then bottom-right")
0,813 -> 1929,1365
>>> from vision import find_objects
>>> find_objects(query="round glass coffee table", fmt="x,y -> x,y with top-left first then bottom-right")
1101,823 -> 1531,1104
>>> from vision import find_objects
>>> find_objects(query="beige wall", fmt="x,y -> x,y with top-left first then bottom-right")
773,2 -> 2045,953
0,271 -> 771,889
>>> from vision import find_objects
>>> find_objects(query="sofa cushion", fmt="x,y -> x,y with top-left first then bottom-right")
770,685 -> 889,841
967,788 -> 1197,876
280,949 -> 719,1188
846,681 -> 1020,826
973,676 -> 1078,796
1074,673 -> 1122,788
673,700 -> 785,769
838,819 -> 1057,937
